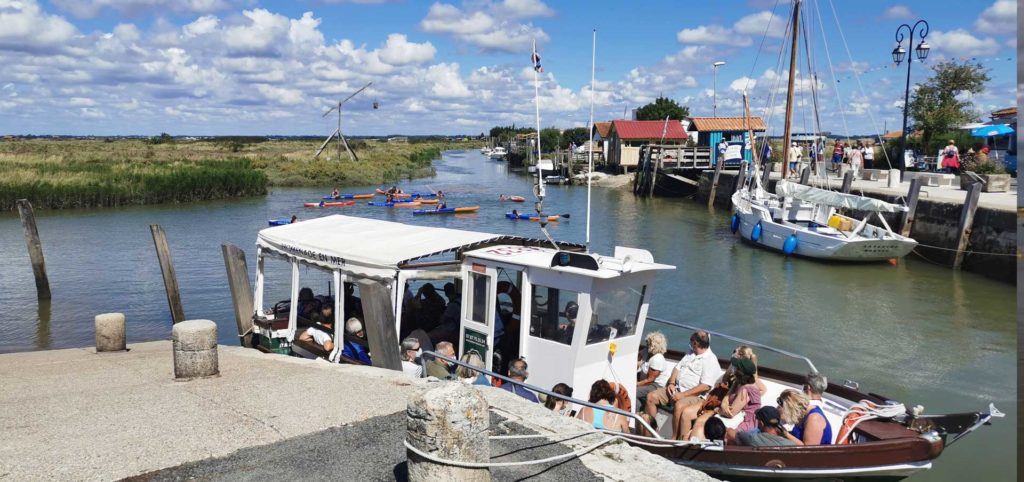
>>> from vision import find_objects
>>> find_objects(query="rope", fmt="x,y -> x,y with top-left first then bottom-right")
403,435 -> 617,468
811,0 -> 851,145
912,243 -> 1017,257
837,401 -> 907,444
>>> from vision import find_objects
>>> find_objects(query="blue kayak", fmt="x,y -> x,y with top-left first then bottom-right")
367,201 -> 421,207
268,219 -> 291,226
322,193 -> 374,200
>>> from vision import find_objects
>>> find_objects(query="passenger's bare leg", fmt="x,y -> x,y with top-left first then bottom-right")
690,411 -> 713,441
675,402 -> 701,440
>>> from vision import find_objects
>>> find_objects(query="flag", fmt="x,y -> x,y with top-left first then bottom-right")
531,42 -> 543,73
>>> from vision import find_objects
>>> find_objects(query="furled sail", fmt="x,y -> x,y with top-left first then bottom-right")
775,181 -> 906,213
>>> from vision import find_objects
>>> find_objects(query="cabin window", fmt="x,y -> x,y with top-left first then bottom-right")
469,272 -> 490,325
529,285 -> 579,346
400,277 -> 459,341
586,285 -> 646,344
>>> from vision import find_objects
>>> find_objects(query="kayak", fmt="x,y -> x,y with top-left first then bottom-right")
501,195 -> 526,202
375,189 -> 438,198
304,201 -> 355,207
413,206 -> 480,215
268,219 -> 291,226
322,193 -> 373,200
418,199 -> 439,204
506,212 -> 559,222
368,201 -> 421,207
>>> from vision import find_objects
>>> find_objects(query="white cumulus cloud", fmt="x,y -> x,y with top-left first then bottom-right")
928,29 -> 1000,58
973,0 -> 1016,35
420,2 -> 549,53
377,34 -> 436,65
0,0 -> 78,53
883,5 -> 913,19
733,11 -> 785,38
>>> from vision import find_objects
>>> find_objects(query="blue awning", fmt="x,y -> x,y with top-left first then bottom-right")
970,124 -> 1014,137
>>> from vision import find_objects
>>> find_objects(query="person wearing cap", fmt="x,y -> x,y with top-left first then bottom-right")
643,330 -> 723,439
678,346 -> 763,441
734,406 -> 796,446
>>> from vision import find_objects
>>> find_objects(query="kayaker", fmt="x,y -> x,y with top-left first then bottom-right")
436,190 -> 445,199
319,200 -> 325,207
290,215 -> 298,223
436,201 -> 447,210
331,188 -> 339,198
511,209 -> 519,218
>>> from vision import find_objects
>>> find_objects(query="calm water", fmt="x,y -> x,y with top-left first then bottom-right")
0,150 -> 1015,480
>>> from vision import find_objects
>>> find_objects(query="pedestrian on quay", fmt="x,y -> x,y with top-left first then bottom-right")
831,141 -> 843,175
848,142 -> 864,178
862,143 -> 874,170
941,139 -> 961,174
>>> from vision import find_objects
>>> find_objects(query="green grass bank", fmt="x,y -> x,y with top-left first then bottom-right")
0,138 -> 474,210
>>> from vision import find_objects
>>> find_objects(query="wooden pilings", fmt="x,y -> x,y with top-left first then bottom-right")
760,162 -> 773,189
840,171 -> 854,194
150,224 -> 185,324
953,182 -> 983,270
799,167 -> 810,185
358,279 -> 402,371
734,161 -> 748,194
221,244 -> 254,348
16,200 -> 51,300
707,157 -> 724,208
899,178 -> 923,237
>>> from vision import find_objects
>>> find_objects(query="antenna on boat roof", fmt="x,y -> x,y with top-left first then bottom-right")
586,29 -> 596,252
530,39 -> 559,250
314,81 -> 372,162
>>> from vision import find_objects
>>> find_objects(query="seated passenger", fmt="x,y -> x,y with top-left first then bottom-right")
644,330 -> 722,440
577,380 -> 629,432
735,406 -> 796,447
636,332 -> 671,409
698,415 -> 727,444
425,341 -> 456,380
500,358 -> 539,403
428,283 -> 461,346
310,299 -> 334,326
297,287 -> 318,319
416,283 -> 447,331
344,283 -> 363,321
297,304 -> 334,352
341,317 -> 371,365
681,347 -> 761,441
788,372 -> 833,445
456,352 -> 489,386
558,301 -> 578,344
544,383 -> 574,417
400,337 -> 423,378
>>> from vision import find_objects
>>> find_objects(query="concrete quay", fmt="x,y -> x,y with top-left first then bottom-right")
0,341 -> 714,481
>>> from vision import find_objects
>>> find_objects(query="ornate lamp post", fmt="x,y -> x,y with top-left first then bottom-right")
712,61 -> 725,117
892,20 -> 930,170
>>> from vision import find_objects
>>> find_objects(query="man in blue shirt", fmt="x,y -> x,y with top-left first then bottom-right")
501,358 -> 539,403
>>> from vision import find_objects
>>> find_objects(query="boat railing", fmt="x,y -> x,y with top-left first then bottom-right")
646,317 -> 819,375
423,351 -> 663,439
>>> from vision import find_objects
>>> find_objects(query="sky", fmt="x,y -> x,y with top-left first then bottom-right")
0,0 -> 1016,136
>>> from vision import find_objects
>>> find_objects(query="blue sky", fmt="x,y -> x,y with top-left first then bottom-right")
0,0 -> 1016,136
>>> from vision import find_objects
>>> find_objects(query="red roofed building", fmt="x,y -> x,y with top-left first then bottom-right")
607,119 -> 691,172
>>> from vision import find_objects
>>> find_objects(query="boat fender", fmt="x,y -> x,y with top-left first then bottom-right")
730,214 -> 740,234
783,234 -> 798,255
751,222 -> 762,242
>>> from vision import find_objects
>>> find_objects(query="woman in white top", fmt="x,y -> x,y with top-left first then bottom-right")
637,332 -> 671,406
848,143 -> 864,177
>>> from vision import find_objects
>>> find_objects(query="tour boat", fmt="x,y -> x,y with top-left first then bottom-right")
245,214 -> 998,480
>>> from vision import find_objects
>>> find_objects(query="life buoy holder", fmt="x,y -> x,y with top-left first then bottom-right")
751,222 -> 763,242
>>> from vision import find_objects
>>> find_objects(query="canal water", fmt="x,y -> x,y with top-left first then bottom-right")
0,149 -> 1014,480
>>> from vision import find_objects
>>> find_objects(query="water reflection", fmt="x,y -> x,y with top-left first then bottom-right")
35,299 -> 51,350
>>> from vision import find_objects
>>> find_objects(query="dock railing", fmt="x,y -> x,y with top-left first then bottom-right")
423,350 -> 663,439
646,317 -> 819,374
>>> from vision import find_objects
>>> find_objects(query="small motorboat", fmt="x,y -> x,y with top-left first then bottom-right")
304,201 -> 355,208
323,193 -> 373,200
544,175 -> 568,185
412,206 -> 480,215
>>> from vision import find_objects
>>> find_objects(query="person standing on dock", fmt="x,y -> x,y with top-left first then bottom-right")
717,138 -> 729,163
831,142 -> 844,175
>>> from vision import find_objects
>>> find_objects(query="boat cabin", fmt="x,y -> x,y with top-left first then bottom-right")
251,214 -> 672,403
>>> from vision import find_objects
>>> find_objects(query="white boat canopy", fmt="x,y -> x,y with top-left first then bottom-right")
775,180 -> 906,213
258,215 -> 524,279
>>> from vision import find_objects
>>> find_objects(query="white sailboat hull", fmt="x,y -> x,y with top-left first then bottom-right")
732,191 -> 917,261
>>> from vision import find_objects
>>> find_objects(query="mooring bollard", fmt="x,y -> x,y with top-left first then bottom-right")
407,383 -> 490,482
94,313 -> 126,352
172,319 -> 219,379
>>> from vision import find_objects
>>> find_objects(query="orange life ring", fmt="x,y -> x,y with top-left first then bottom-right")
835,401 -> 877,445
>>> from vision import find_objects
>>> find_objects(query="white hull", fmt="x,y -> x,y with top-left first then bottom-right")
731,190 -> 917,261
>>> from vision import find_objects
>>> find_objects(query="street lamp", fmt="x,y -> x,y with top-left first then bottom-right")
712,61 -> 725,117
892,19 -> 929,170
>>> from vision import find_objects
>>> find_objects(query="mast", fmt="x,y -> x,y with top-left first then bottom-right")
586,29 -> 596,251
533,40 -> 545,205
781,0 -> 801,179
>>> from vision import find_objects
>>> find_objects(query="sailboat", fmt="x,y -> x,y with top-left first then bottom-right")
731,0 -> 918,262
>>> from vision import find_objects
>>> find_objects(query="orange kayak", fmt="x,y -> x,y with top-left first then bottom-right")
418,199 -> 438,204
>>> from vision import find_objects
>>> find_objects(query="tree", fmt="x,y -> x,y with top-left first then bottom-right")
539,127 -> 561,152
908,61 -> 990,154
561,127 -> 590,148
634,96 -> 689,121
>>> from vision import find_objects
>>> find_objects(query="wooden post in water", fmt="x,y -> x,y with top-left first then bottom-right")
734,161 -> 748,194
358,279 -> 402,371
953,182 -> 982,270
150,224 -> 185,324
899,178 -> 923,237
707,157 -> 725,208
648,149 -> 658,198
840,171 -> 854,193
760,162 -> 773,190
15,200 -> 51,300
799,167 -> 810,185
221,243 -> 254,348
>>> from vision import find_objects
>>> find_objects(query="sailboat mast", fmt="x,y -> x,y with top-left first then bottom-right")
586,30 -> 596,251
533,40 -> 546,204
781,0 -> 801,178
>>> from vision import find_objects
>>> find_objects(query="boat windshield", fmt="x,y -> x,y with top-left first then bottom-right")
586,284 -> 646,344
529,285 -> 579,345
